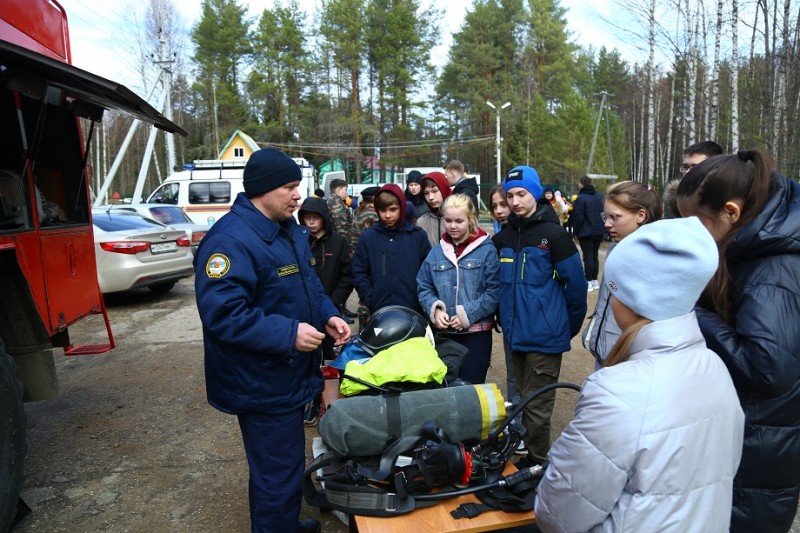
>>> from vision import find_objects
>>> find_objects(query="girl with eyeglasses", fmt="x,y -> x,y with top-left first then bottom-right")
676,149 -> 800,532
582,181 -> 662,369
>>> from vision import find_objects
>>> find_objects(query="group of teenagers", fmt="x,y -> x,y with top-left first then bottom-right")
194,144 -> 800,533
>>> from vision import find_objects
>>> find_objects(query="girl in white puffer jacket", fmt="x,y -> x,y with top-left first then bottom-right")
535,217 -> 745,533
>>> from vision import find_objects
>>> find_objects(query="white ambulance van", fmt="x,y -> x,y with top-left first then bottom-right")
146,157 -> 316,225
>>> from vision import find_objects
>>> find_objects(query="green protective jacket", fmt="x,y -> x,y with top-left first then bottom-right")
340,337 -> 446,396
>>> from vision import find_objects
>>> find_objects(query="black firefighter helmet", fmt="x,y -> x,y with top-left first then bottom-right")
354,305 -> 433,356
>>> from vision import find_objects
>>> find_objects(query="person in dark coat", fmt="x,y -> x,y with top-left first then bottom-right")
570,175 -> 605,291
351,184 -> 431,315
404,170 -> 429,218
676,149 -> 800,533
194,148 -> 350,533
445,159 -> 480,213
299,196 -> 355,341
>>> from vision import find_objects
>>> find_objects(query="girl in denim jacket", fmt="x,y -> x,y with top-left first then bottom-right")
417,194 -> 500,383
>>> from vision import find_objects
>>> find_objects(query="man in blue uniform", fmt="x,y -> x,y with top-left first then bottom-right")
194,148 -> 351,533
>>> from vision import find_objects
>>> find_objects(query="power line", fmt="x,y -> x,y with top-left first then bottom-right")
270,135 -> 494,151
261,137 -> 494,161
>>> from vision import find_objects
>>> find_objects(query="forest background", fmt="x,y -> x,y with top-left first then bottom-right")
73,0 -> 800,202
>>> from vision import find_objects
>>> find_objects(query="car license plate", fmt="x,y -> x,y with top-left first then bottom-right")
150,242 -> 177,254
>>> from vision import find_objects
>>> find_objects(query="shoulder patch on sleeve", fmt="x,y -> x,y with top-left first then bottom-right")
206,254 -> 231,278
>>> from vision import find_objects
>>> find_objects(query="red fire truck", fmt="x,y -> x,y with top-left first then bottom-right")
0,1 -> 185,529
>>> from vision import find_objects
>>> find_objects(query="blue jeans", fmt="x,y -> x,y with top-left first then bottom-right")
238,409 -> 305,533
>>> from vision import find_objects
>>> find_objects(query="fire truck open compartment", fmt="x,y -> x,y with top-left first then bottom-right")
0,87 -> 91,230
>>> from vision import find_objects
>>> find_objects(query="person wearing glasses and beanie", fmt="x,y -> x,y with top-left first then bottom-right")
536,217 -> 744,532
194,148 -> 351,533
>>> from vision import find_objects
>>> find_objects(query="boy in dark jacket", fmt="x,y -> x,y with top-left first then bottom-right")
571,175 -> 606,291
299,197 -> 354,335
298,197 -> 353,426
352,184 -> 431,315
493,165 -> 587,467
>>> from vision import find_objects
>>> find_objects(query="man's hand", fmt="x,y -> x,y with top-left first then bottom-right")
294,323 -> 326,352
325,316 -> 351,346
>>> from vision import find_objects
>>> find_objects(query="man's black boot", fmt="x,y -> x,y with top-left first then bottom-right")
297,518 -> 321,533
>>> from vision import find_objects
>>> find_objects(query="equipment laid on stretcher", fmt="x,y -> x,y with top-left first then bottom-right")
304,382 -> 581,517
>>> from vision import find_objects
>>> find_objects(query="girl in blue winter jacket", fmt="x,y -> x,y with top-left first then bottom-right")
416,194 -> 500,384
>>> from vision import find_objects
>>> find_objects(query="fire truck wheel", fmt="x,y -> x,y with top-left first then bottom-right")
148,281 -> 176,294
0,341 -> 27,533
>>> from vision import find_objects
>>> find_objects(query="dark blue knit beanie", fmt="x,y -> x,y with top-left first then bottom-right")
243,148 -> 302,198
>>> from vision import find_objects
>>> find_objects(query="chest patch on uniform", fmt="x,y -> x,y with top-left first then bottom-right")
206,254 -> 231,278
277,264 -> 300,277
537,238 -> 550,249
309,257 -> 317,266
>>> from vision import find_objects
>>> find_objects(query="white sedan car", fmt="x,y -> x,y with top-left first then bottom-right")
92,209 -> 194,294
99,204 -> 208,254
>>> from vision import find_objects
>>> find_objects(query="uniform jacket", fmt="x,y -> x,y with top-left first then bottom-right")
194,193 -> 339,415
571,184 -> 605,238
492,205 -> 587,353
298,197 -> 353,308
351,204 -> 377,251
351,186 -> 432,313
417,230 -> 500,330
694,174 -> 800,531
582,243 -> 621,369
535,313 -> 745,533
326,194 -> 353,241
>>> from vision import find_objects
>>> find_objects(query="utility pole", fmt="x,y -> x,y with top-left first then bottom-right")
486,100 -> 511,183
586,91 -> 618,181
132,32 -> 176,204
94,31 -> 176,206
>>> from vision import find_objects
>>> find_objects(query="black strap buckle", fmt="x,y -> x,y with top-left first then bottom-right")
451,502 -> 488,519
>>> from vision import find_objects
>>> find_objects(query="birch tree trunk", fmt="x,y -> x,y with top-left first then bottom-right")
774,0 -> 790,162
667,74 -> 676,185
687,17 -> 697,145
731,0 -> 740,150
647,0 -> 656,182
700,3 -> 710,139
758,0 -> 774,150
710,0 -> 723,140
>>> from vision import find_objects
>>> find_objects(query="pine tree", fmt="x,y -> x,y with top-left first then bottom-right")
191,0 -> 251,157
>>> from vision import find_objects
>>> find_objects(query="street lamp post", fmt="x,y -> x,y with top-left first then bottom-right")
486,100 -> 511,183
